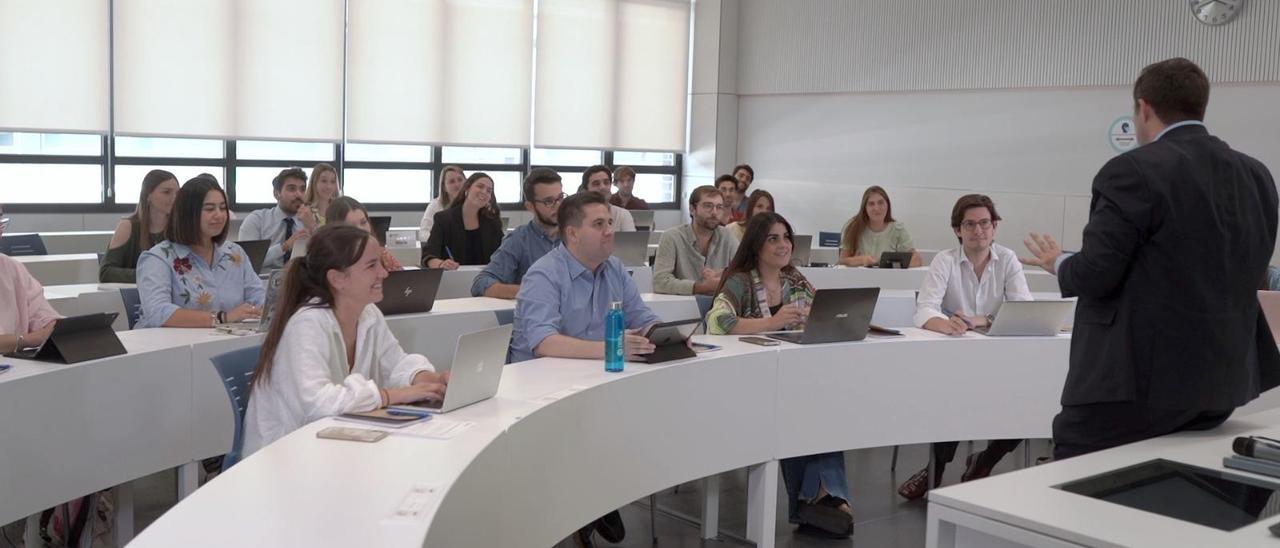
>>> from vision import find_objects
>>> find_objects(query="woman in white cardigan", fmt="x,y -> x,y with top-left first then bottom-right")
243,224 -> 449,457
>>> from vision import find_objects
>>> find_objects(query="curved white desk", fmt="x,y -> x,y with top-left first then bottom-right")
129,330 -> 1074,548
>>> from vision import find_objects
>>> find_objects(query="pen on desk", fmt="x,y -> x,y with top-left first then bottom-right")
941,307 -> 973,329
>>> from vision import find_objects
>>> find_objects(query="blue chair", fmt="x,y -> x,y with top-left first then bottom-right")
694,295 -> 714,318
209,345 -> 262,469
119,288 -> 143,329
0,233 -> 48,256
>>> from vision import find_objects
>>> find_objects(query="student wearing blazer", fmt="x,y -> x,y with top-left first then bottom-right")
421,172 -> 505,269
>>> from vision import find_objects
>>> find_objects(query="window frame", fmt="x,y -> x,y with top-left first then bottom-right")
0,137 -> 683,213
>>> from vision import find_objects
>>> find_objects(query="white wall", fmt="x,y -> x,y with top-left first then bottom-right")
739,83 -> 1280,253
730,0 -> 1280,255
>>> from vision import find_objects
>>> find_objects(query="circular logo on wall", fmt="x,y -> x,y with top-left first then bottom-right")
1109,116 -> 1138,153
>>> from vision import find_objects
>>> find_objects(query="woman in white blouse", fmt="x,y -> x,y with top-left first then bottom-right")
418,165 -> 466,242
242,224 -> 450,457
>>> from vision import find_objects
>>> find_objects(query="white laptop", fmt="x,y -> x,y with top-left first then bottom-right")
975,300 -> 1074,336
631,210 -> 655,231
392,324 -> 513,414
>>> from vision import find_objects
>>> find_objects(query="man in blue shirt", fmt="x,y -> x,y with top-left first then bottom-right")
511,191 -> 660,363
510,190 -> 660,546
470,168 -> 563,298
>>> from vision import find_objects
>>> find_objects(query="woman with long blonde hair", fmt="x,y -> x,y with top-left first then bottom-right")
418,165 -> 466,241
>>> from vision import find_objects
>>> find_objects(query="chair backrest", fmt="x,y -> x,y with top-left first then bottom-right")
119,288 -> 144,329
694,295 -> 714,318
209,345 -> 262,470
0,233 -> 48,256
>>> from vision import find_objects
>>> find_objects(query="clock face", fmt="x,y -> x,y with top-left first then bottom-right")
1189,0 -> 1244,26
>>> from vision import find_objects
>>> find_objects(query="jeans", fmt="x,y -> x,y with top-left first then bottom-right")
780,452 -> 850,523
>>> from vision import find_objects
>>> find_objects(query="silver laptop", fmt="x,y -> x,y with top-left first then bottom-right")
767,287 -> 879,345
395,324 -> 513,414
255,269 -> 286,333
975,300 -> 1074,336
631,210 -> 655,231
613,231 -> 651,267
790,234 -> 813,267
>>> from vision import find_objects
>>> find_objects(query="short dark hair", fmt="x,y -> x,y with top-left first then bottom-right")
688,185 -> 723,210
1133,57 -> 1210,124
523,167 -> 563,203
272,167 -> 308,193
557,191 -> 609,230
715,174 -> 737,190
579,165 -> 612,192
732,164 -> 754,182
167,175 -> 228,246
950,194 -> 1002,230
613,166 -> 636,181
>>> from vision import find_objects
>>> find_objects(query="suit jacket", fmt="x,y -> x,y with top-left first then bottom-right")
420,206 -> 505,267
1059,124 -> 1280,409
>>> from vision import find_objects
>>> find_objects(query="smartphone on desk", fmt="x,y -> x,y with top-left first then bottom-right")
739,336 -> 780,347
316,426 -> 389,443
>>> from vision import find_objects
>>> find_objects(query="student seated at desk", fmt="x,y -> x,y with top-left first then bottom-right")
238,167 -> 313,271
325,196 -> 403,271
302,162 -> 341,228
470,168 -> 563,299
608,166 -> 649,210
511,191 -> 661,547
838,186 -> 922,267
100,169 -> 178,283
421,172 -> 504,270
653,185 -> 738,296
715,174 -> 745,225
729,189 -> 774,241
704,212 -> 854,539
898,194 -> 1032,501
1,203 -> 60,352
418,165 -> 465,242
579,165 -> 636,232
136,176 -> 265,328
243,225 -> 449,456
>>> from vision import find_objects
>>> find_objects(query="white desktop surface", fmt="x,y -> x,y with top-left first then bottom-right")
14,253 -> 100,285
128,330 -> 1088,548
927,407 -> 1280,548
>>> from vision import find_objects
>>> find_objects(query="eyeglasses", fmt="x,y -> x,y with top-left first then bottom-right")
960,219 -> 994,231
530,193 -> 566,208
696,202 -> 727,212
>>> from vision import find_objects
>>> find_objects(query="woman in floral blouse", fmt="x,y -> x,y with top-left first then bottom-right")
136,175 -> 265,328
704,212 -> 855,539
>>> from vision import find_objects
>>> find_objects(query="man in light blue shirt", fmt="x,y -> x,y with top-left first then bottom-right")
511,191 -> 661,363
238,167 -> 312,270
471,168 -> 563,298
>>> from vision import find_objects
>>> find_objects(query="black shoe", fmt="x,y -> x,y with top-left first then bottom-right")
795,522 -> 853,540
572,525 -> 596,548
594,510 -> 626,543
797,496 -> 854,538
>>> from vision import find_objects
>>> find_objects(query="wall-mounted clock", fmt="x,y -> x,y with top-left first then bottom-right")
1189,0 -> 1244,26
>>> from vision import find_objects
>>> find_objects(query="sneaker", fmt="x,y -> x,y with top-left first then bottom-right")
796,496 -> 853,538
594,510 -> 626,544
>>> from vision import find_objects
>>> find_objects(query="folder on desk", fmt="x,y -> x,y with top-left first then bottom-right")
1223,454 -> 1280,479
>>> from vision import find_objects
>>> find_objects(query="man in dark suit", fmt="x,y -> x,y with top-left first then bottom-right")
1023,58 -> 1280,460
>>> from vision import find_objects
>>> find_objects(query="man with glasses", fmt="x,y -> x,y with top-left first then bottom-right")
471,168 -> 565,299
238,167 -> 311,270
653,185 -> 739,295
897,193 -> 1033,500
579,164 -> 636,232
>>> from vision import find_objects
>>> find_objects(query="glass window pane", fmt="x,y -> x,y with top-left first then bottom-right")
560,172 -> 584,191
441,146 -> 521,165
0,132 -> 101,156
115,136 -> 223,159
236,140 -> 335,161
633,173 -> 676,203
613,151 -> 676,167
530,147 -> 601,166
342,168 -> 433,203
0,164 -> 102,203
114,165 -> 225,204
464,170 -> 522,203
345,143 -> 433,163
233,167 -> 292,204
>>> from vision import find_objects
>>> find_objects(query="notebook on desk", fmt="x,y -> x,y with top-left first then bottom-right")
4,312 -> 126,364
233,239 -> 270,274
376,269 -> 444,316
612,231 -> 651,267
766,287 -> 879,345
974,300 -> 1073,336
393,324 -> 513,414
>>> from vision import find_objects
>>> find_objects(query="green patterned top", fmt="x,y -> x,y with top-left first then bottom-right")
706,268 -> 815,335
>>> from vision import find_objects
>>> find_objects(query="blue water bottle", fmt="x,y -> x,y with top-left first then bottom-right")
605,301 -> 625,372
